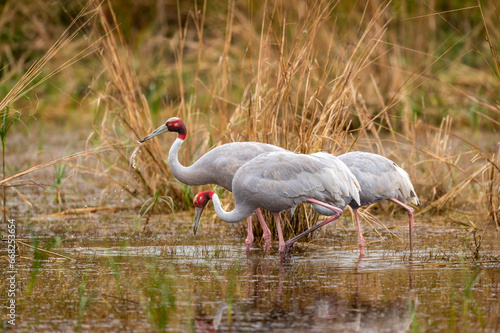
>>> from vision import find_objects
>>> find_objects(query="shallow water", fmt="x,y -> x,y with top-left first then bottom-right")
2,221 -> 499,332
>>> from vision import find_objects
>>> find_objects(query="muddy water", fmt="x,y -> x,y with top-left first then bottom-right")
2,119 -> 500,332
3,220 -> 499,333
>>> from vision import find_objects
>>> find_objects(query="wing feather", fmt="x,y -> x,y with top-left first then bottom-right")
338,151 -> 419,205
236,152 -> 360,209
192,142 -> 286,190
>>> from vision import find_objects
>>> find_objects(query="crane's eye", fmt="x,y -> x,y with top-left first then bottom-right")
194,194 -> 204,205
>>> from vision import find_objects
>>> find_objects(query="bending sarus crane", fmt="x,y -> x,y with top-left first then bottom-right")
192,151 -> 361,257
284,151 -> 419,255
138,117 -> 286,251
338,152 -> 419,251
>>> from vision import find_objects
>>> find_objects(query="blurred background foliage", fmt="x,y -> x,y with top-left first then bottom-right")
0,0 -> 499,234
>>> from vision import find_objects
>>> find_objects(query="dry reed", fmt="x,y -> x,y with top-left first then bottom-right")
1,0 -> 498,240
87,0 -> 500,240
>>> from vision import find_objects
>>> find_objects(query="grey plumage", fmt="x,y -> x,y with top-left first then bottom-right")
337,151 -> 419,208
139,117 -> 286,252
232,152 -> 361,216
193,151 -> 361,256
171,140 -> 287,191
292,151 -> 419,254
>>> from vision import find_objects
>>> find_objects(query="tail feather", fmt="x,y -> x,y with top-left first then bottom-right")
340,160 -> 361,206
313,152 -> 361,207
410,190 -> 420,205
395,165 -> 419,205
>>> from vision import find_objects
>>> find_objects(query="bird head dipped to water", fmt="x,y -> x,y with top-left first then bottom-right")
138,117 -> 187,143
193,190 -> 214,236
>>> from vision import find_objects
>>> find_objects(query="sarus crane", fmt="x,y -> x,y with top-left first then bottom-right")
283,151 -> 419,255
192,151 -> 361,257
138,117 -> 286,251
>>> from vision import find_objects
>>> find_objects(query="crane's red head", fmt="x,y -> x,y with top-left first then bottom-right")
138,117 -> 187,143
193,190 -> 214,208
165,117 -> 187,139
193,191 -> 214,236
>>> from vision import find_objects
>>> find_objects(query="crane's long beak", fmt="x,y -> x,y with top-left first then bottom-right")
138,124 -> 169,143
193,207 -> 205,236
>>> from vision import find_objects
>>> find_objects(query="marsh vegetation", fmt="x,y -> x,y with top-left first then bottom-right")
0,0 -> 499,331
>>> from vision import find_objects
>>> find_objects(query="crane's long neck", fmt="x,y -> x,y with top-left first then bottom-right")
168,137 -> 208,186
211,193 -> 254,224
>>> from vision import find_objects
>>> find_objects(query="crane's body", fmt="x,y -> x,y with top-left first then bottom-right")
139,117 -> 285,251
338,152 -> 419,208
338,151 -> 418,252
168,139 -> 287,191
193,151 -> 361,256
232,151 -> 359,215
285,151 -> 419,255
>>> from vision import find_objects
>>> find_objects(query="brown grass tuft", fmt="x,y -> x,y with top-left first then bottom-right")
5,0 -> 498,242
85,0 -> 500,241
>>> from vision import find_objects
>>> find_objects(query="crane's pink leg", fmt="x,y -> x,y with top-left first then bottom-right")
353,209 -> 365,255
274,213 -> 286,256
256,208 -> 272,252
306,198 -> 344,215
283,198 -> 343,255
244,216 -> 254,252
388,198 -> 415,253
284,215 -> 339,255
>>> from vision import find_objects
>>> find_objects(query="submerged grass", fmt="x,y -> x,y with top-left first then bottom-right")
3,219 -> 498,331
142,263 -> 176,333
75,275 -> 89,333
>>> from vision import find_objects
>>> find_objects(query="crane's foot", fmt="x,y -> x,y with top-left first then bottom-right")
263,235 -> 271,253
358,238 -> 365,254
244,235 -> 254,252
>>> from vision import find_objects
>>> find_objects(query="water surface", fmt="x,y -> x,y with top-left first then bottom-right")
2,219 -> 499,332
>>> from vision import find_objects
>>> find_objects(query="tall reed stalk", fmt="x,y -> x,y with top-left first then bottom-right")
0,108 -> 18,223
90,0 -> 499,238
0,1 -> 99,220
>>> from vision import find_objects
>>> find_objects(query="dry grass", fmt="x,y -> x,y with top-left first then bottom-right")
488,143 -> 500,229
2,4 -> 500,331
1,0 -> 499,239
92,0 -> 498,237
93,2 -> 173,200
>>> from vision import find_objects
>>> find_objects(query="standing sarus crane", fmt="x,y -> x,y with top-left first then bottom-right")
138,117 -> 287,251
338,152 -> 419,251
192,151 -> 361,257
283,151 -> 419,255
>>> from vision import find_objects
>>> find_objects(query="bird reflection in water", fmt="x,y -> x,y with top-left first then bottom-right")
193,253 -> 415,332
